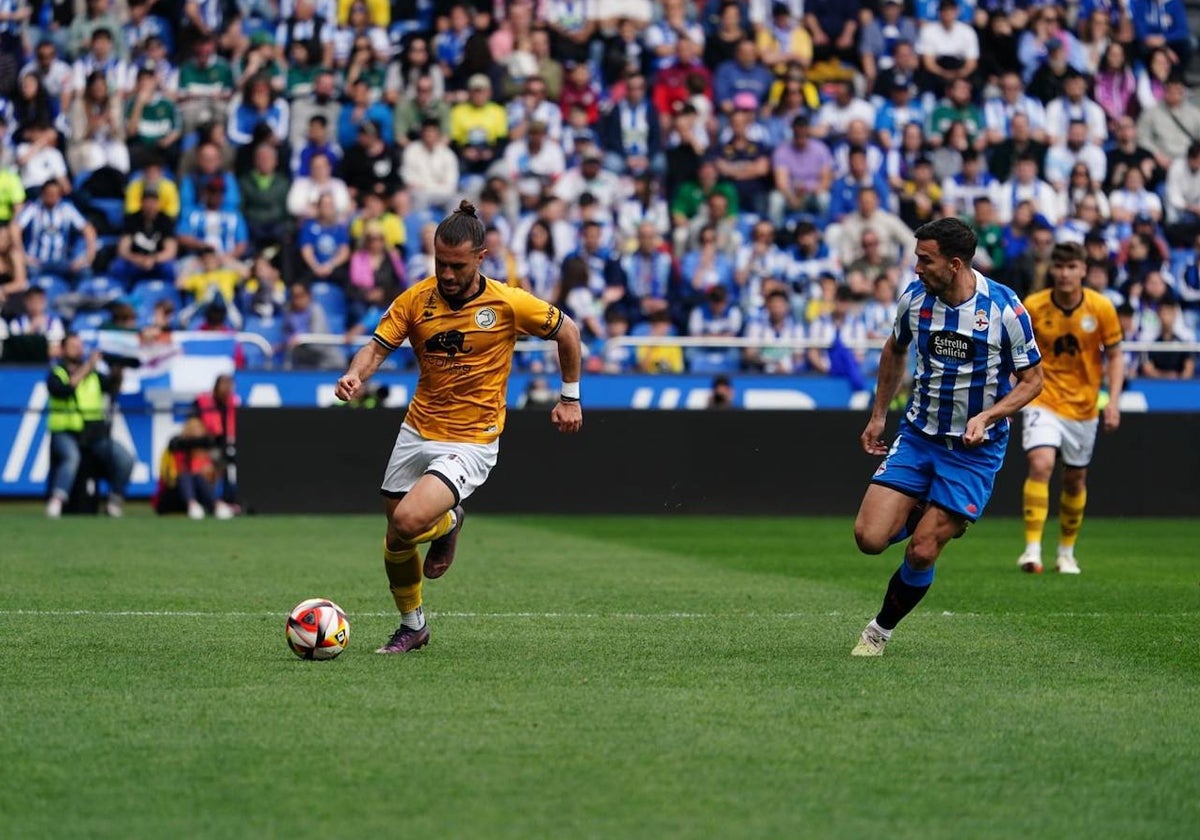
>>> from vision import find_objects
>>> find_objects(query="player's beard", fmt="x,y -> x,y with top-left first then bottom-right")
438,272 -> 481,302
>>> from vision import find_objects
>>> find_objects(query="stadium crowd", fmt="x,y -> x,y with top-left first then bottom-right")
0,0 -> 1197,379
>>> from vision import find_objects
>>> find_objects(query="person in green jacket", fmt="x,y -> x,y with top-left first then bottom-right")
238,143 -> 292,253
45,334 -> 135,519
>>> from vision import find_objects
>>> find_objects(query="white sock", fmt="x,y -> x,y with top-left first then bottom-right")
1057,545 -> 1074,559
401,606 -> 425,631
1025,542 -> 1041,554
868,619 -> 892,640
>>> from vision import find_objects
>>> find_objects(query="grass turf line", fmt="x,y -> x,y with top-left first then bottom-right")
0,512 -> 1197,839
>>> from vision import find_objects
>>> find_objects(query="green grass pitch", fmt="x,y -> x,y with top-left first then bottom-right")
2,511 -> 1198,838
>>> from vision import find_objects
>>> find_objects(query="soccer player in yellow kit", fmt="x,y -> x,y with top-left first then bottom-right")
335,201 -> 583,653
1016,241 -> 1124,575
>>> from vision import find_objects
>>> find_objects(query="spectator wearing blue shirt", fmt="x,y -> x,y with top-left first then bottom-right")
180,141 -> 241,215
297,193 -> 351,285
227,75 -> 290,148
686,284 -> 744,373
598,73 -> 662,177
713,39 -> 774,116
829,146 -> 891,222
292,114 -> 342,177
617,222 -> 679,324
337,78 -> 394,150
177,178 -> 249,261
17,182 -> 97,282
859,0 -> 919,91
875,80 -> 927,150
914,0 -> 975,24
681,224 -> 736,298
1129,0 -> 1191,67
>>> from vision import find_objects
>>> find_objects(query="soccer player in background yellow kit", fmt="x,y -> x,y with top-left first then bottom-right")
1016,241 -> 1124,575
335,201 -> 583,653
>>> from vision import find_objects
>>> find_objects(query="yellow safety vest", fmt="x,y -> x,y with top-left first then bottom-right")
47,366 -> 106,434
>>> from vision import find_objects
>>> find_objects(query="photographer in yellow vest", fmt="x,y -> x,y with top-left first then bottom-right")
45,334 -> 135,518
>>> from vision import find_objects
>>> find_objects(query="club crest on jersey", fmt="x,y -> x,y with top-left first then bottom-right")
475,307 -> 497,329
1080,314 -> 1097,333
973,309 -> 989,331
930,330 -> 972,362
425,330 -> 473,356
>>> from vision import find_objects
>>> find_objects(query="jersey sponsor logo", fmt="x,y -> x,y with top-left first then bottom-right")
425,330 -> 473,357
973,309 -> 989,331
475,307 -> 497,329
541,305 -> 559,335
1080,314 -> 1097,333
1053,333 -> 1081,356
930,330 -> 972,362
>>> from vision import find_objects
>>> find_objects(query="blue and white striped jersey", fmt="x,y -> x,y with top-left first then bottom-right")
893,271 -> 1040,440
18,200 -> 90,264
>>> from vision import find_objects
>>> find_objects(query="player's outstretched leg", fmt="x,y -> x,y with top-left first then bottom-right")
377,539 -> 430,654
424,505 -> 465,579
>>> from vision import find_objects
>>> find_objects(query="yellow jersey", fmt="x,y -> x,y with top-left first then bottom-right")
373,275 -> 564,443
1024,287 -> 1122,421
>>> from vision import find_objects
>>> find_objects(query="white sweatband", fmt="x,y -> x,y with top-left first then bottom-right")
560,381 -> 580,401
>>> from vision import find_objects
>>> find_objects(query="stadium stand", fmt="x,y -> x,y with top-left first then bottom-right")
1,0 -> 1198,382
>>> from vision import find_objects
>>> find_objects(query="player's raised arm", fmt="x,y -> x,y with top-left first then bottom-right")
550,313 -> 583,433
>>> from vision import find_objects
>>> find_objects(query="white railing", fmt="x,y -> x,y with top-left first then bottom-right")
603,336 -> 1200,354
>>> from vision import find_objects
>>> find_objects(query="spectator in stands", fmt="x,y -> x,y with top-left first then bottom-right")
125,63 -> 180,171
67,70 -> 127,175
770,114 -> 833,223
178,246 -> 241,313
282,281 -> 341,368
1165,142 -> 1200,247
177,33 -> 235,135
397,118 -> 456,213
393,71 -> 450,147
651,36 -> 711,128
20,40 -> 75,116
686,284 -> 743,373
347,221 -> 403,322
520,219 -> 560,301
291,114 -> 341,177
1106,115 -> 1160,196
744,287 -> 804,374
829,145 -> 889,224
111,185 -> 177,284
594,304 -> 634,373
1110,169 -> 1163,237
635,309 -> 684,374
449,73 -> 507,174
16,120 -> 70,197
297,193 -> 351,285
68,0 -> 126,59
734,218 -> 788,310
1045,119 -> 1108,191
1141,297 -> 1195,379
1135,45 -> 1175,110
984,71 -> 1048,147
713,38 -> 773,117
1008,221 -> 1056,297
859,1 -> 917,93
929,78 -> 986,153
181,141 -> 241,215
44,333 -> 133,518
599,71 -> 660,177
1094,42 -> 1139,130
341,118 -> 401,200
713,98 -> 771,216
617,222 -> 676,323
807,286 -> 868,387
615,170 -> 669,251
507,74 -> 564,142
286,150 -> 351,220
681,224 -> 735,297
228,74 -> 290,149
916,0 -> 979,94
837,186 -> 915,267
178,178 -> 249,263
813,79 -> 875,144
999,154 -> 1062,224
1044,70 -> 1107,148
238,143 -> 291,254
502,118 -> 567,192
897,157 -> 942,230
158,417 -> 228,520
847,228 -> 902,295
18,181 -> 96,283
8,286 -> 63,356
1138,74 -> 1200,172
1129,0 -> 1191,68
71,27 -> 131,100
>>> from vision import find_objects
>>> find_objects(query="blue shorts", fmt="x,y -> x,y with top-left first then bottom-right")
870,422 -> 1008,522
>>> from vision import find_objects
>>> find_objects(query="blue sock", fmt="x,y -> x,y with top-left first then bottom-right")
898,559 -> 935,588
876,560 -> 935,630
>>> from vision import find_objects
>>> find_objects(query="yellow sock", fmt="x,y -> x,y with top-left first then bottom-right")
383,542 -> 422,613
1059,488 -> 1087,549
410,510 -> 455,545
1023,479 -> 1050,547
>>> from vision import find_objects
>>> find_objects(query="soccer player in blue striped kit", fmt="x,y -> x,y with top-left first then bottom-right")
851,218 -> 1044,656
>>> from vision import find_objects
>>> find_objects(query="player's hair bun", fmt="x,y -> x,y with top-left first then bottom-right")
456,200 -> 478,218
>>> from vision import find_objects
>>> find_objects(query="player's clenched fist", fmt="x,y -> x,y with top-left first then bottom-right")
335,374 -> 363,402
551,401 -> 583,433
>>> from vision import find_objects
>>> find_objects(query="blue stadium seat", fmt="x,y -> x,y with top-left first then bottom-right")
131,280 -> 183,312
90,198 -> 126,233
309,281 -> 346,318
76,276 -> 125,298
32,275 -> 70,305
70,311 -> 109,331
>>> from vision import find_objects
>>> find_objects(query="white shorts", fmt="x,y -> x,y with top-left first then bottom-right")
1021,407 -> 1099,468
380,424 -> 498,504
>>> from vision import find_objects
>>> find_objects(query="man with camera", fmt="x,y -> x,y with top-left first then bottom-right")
45,333 -> 135,518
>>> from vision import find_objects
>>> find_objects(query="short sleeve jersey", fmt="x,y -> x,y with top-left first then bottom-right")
373,275 -> 564,443
1023,287 -> 1122,421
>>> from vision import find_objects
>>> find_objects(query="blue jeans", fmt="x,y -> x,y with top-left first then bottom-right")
50,432 -> 135,500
